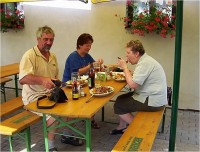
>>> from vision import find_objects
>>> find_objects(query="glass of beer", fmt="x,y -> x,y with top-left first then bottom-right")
93,62 -> 100,73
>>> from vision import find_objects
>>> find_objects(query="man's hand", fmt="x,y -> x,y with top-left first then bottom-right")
118,58 -> 128,70
19,74 -> 56,90
42,77 -> 55,90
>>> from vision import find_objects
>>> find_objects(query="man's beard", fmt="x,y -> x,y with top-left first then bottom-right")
42,45 -> 51,52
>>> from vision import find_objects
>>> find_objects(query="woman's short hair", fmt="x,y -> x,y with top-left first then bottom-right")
126,40 -> 145,56
36,25 -> 55,38
77,33 -> 93,49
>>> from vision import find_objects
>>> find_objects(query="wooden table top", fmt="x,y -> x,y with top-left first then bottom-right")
24,80 -> 127,119
0,63 -> 19,78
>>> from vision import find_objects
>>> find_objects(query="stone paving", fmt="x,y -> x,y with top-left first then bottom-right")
0,89 -> 199,151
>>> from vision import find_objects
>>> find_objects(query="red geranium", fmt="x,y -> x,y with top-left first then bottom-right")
125,2 -> 176,38
0,8 -> 25,32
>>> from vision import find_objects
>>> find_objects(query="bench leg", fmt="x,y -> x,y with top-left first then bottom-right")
14,75 -> 19,97
8,136 -> 13,152
161,108 -> 166,133
1,83 -> 7,102
24,127 -> 31,152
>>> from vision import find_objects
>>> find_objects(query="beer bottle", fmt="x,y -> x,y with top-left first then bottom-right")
88,63 -> 95,89
72,81 -> 79,100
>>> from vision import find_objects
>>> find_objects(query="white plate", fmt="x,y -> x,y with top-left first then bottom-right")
89,86 -> 114,97
66,79 -> 87,87
114,78 -> 126,82
81,75 -> 88,80
111,72 -> 124,76
112,72 -> 126,81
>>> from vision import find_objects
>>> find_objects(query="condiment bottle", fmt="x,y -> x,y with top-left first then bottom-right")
88,63 -> 95,89
72,81 -> 79,100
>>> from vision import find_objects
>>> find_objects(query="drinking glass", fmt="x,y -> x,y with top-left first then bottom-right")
93,62 -> 100,73
105,68 -> 111,80
71,72 -> 79,82
96,72 -> 107,86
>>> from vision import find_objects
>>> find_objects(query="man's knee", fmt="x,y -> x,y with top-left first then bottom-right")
47,117 -> 58,126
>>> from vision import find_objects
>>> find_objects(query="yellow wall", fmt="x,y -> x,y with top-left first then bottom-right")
0,1 -> 199,110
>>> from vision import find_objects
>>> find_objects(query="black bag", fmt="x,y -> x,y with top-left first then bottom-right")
37,87 -> 68,109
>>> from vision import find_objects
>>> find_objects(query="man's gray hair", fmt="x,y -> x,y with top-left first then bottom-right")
36,25 -> 55,38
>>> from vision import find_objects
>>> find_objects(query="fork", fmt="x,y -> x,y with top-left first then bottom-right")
86,94 -> 94,103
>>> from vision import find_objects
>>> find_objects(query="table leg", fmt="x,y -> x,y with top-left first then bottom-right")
101,107 -> 105,122
85,119 -> 91,152
14,74 -> 19,97
42,114 -> 49,152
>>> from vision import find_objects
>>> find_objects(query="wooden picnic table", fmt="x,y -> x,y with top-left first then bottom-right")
24,79 -> 127,152
0,63 -> 20,97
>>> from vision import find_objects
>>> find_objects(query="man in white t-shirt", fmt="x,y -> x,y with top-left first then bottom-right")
110,40 -> 167,135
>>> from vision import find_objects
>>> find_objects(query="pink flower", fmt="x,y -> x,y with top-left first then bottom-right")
157,11 -> 162,15
139,30 -> 144,36
161,28 -> 167,34
160,33 -> 166,38
155,17 -> 161,22
161,21 -> 168,27
172,24 -> 176,29
150,22 -> 155,26
124,17 -> 131,21
17,25 -> 23,29
170,33 -> 175,38
164,15 -> 170,22
153,25 -> 158,29
171,15 -> 176,19
127,0 -> 132,6
6,14 -> 11,18
132,29 -> 139,33
131,21 -> 137,26
145,25 -> 153,32
139,14 -> 144,19
15,10 -> 20,14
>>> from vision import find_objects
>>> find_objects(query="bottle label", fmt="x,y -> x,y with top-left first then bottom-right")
73,93 -> 79,99
88,78 -> 91,87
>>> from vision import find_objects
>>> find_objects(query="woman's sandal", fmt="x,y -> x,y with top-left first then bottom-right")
91,120 -> 100,129
110,128 -> 126,135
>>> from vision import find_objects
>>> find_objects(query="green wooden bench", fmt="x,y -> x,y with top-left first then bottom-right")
111,108 -> 165,151
0,96 -> 23,117
0,97 -> 41,152
111,87 -> 172,151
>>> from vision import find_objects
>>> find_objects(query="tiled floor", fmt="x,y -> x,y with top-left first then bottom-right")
0,89 -> 199,151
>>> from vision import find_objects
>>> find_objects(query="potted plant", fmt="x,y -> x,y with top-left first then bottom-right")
0,7 -> 25,33
124,1 -> 176,38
